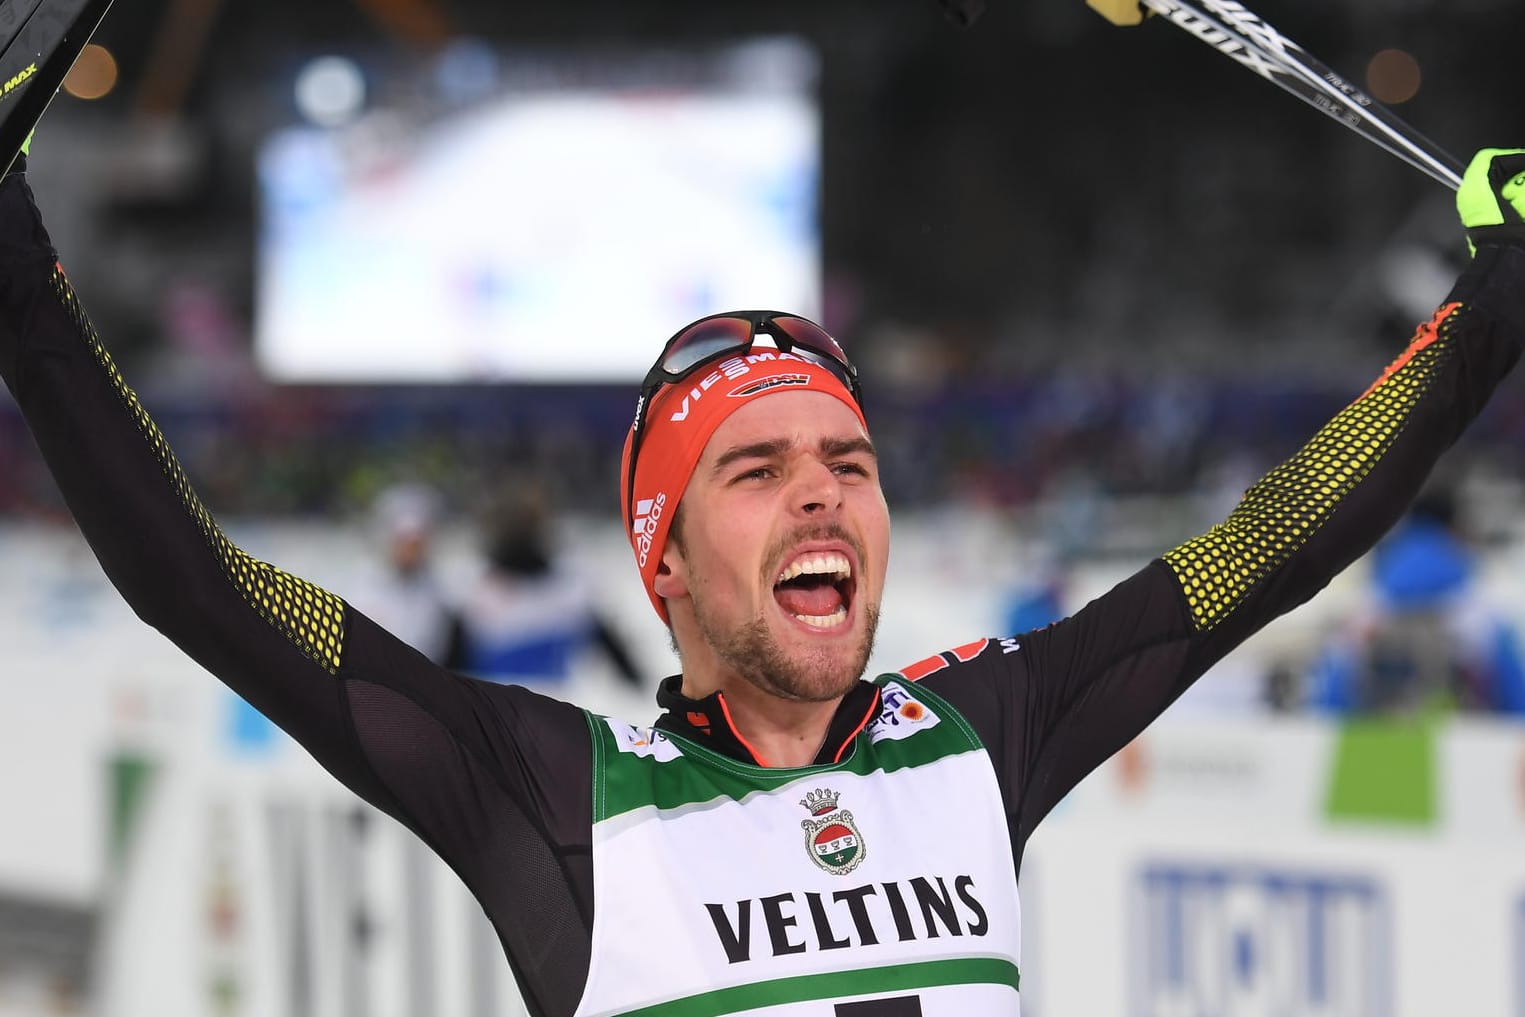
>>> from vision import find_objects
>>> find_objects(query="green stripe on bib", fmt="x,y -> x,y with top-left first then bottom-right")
615,956 -> 1020,1017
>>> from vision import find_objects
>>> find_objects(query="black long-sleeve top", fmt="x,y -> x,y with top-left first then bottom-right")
3,163 -> 1523,1016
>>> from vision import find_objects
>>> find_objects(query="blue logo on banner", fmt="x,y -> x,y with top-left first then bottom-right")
1134,864 -> 1390,1017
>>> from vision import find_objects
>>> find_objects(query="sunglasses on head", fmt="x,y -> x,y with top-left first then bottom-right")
625,310 -> 862,525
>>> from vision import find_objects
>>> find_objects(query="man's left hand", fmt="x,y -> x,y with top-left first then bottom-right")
1459,147 -> 1525,254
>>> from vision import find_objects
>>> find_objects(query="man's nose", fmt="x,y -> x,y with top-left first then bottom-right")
791,459 -> 843,515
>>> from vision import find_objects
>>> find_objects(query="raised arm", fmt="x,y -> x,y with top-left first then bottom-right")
0,158 -> 595,1014
916,150 -> 1525,856
1162,149 -> 1525,675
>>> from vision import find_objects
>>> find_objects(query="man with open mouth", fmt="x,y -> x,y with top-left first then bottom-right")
5,111 -> 1525,1015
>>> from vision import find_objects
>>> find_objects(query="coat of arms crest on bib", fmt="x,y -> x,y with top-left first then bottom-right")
798,788 -> 865,875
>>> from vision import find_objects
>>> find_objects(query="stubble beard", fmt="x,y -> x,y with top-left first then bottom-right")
692,596 -> 880,704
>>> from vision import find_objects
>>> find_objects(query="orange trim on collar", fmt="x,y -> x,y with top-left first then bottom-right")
715,692 -> 771,768
832,687 -> 881,764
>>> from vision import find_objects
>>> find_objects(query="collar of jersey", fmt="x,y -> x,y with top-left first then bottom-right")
653,676 -> 882,768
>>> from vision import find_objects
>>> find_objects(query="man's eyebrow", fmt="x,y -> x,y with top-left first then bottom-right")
710,435 -> 877,476
712,439 -> 794,475
820,436 -> 877,460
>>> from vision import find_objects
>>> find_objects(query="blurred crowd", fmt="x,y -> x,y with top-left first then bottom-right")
7,355 -> 1525,522
6,0 -> 1525,727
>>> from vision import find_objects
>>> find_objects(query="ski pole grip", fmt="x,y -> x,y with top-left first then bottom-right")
1086,0 -> 1149,26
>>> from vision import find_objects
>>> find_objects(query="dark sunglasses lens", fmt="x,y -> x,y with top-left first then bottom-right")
772,316 -> 851,368
662,317 -> 755,376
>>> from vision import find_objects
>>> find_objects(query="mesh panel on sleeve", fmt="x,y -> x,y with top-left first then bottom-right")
1163,302 -> 1461,633
346,681 -> 591,1017
50,266 -> 345,673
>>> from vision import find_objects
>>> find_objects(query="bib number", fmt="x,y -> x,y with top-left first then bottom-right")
834,998 -> 922,1016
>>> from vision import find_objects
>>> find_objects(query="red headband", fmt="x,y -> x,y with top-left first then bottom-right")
620,352 -> 866,622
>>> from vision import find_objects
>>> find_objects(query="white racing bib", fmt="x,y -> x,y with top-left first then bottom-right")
574,677 -> 1023,1017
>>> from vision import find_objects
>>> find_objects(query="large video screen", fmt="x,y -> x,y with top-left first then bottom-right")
255,41 -> 820,383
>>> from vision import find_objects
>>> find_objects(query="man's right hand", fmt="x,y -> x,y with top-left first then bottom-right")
1458,148 -> 1525,254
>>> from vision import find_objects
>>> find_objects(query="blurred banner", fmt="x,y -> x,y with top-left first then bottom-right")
1025,717 -> 1525,1017
255,39 -> 821,384
3,520 -> 1524,1017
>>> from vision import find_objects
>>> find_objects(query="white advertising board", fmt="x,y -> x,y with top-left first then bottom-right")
3,520 -> 1524,1016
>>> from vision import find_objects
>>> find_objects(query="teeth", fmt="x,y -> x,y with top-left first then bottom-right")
777,552 -> 852,585
794,607 -> 848,628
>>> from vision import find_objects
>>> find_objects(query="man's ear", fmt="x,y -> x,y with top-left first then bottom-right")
652,540 -> 689,600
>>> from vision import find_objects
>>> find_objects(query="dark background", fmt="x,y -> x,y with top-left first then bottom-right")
6,0 -> 1524,521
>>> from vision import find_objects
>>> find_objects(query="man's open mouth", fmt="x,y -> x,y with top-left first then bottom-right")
773,551 -> 855,629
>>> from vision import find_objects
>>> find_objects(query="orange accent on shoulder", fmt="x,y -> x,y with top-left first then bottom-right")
1355,302 -> 1460,403
947,638 -> 989,663
898,653 -> 950,683
898,638 -> 989,681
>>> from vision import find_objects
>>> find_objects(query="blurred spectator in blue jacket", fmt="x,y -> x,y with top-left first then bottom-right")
458,479 -> 644,690
1307,486 -> 1525,716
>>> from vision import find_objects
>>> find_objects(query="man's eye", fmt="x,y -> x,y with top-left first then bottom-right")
833,462 -> 869,477
736,467 -> 774,482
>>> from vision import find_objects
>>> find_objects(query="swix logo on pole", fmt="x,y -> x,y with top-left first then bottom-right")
1132,0 -> 1463,190
1199,0 -> 1373,108
1139,0 -> 1287,83
1196,0 -> 1294,62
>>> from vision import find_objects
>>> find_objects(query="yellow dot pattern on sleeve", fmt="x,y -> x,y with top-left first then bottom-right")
50,267 -> 346,674
1163,303 -> 1461,633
